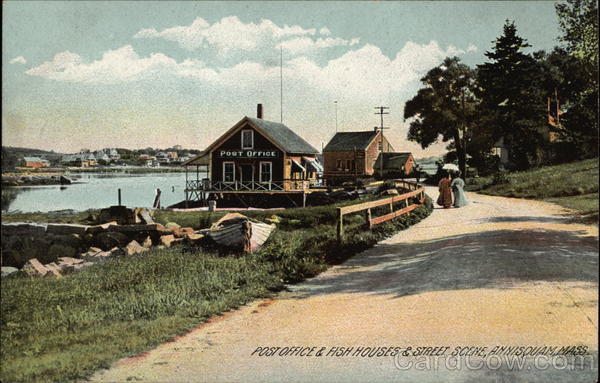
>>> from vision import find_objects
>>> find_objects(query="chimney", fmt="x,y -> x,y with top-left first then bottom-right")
257,104 -> 263,119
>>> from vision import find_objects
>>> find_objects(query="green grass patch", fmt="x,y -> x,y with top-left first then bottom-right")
1,197 -> 433,383
465,159 -> 598,218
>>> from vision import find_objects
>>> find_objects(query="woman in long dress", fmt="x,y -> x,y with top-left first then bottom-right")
437,172 -> 453,208
451,172 -> 468,207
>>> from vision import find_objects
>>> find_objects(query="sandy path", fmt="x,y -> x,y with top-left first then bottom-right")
91,188 -> 598,383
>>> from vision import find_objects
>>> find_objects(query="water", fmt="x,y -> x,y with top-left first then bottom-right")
3,172 -> 206,213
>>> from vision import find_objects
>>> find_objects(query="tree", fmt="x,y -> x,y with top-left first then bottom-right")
555,0 -> 598,69
554,0 -> 598,159
477,21 -> 549,170
404,57 -> 479,178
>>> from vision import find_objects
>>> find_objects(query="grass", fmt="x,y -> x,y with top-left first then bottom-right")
465,159 -> 598,221
1,197 -> 433,383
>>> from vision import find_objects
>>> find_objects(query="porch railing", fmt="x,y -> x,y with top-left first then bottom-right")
185,179 -> 310,192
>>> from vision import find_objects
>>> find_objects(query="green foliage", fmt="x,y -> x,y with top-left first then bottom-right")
555,0 -> 599,68
1,197 -> 433,383
404,57 -> 478,177
465,159 -> 598,218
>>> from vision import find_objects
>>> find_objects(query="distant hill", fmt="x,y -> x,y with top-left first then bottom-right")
2,146 -> 65,170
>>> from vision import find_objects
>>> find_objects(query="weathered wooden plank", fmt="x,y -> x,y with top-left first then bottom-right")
369,203 -> 419,226
339,187 -> 424,215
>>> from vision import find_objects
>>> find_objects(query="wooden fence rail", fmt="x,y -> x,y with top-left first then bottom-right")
336,180 -> 426,241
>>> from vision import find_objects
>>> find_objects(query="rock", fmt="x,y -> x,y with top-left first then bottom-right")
93,231 -> 130,250
124,240 -> 148,256
1,266 -> 19,278
138,208 -> 155,224
87,221 -> 118,234
98,206 -> 137,225
142,236 -> 152,248
22,258 -> 49,277
57,257 -> 85,266
185,233 -> 204,245
165,222 -> 181,230
1,223 -> 47,235
382,189 -> 399,196
108,223 -> 164,233
46,223 -> 90,235
43,262 -> 63,278
157,245 -> 166,249
108,247 -> 125,257
81,247 -> 112,262
160,234 -> 176,248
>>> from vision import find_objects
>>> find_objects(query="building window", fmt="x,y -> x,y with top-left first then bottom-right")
241,130 -> 254,149
336,159 -> 342,169
223,162 -> 235,182
260,161 -> 272,183
351,160 -> 356,170
346,159 -> 352,170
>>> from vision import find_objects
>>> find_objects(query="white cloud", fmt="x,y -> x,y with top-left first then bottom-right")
319,27 -> 331,35
25,45 -> 190,84
134,16 -> 318,52
9,56 -> 27,64
277,36 -> 360,55
466,44 -> 478,53
25,40 -> 471,101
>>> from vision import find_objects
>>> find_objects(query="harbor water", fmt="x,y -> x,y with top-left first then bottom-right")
2,172 -> 207,213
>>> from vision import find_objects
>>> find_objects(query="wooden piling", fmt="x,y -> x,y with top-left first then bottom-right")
118,189 -> 121,206
336,207 -> 344,242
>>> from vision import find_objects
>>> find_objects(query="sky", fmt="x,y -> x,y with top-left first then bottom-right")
2,1 -> 562,157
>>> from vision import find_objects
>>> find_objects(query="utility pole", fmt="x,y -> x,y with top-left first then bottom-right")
280,46 -> 283,123
374,106 -> 390,179
334,101 -> 338,133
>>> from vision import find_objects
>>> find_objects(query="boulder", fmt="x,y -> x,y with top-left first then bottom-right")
93,231 -> 130,250
142,236 -> 152,248
22,258 -> 49,277
171,227 -> 193,238
124,240 -> 148,256
81,247 -> 112,262
87,221 -> 118,234
165,222 -> 181,230
1,266 -> 19,278
160,234 -> 176,248
138,208 -> 155,224
98,206 -> 137,225
43,262 -> 63,278
108,223 -> 163,233
185,233 -> 204,245
1,223 -> 47,236
108,247 -> 125,257
46,223 -> 89,235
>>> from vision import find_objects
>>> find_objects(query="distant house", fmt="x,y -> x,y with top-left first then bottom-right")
60,153 -> 97,167
492,137 -> 510,169
94,151 -> 110,162
23,156 -> 50,168
373,152 -> 416,179
108,148 -> 120,160
322,129 -> 394,184
167,151 -> 178,160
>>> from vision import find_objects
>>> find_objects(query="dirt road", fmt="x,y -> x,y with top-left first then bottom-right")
92,187 -> 598,383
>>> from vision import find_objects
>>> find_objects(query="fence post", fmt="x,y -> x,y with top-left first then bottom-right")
118,188 -> 121,206
336,208 -> 344,242
365,208 -> 372,228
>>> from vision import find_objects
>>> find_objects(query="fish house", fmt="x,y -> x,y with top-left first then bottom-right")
323,129 -> 394,184
182,105 -> 322,206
